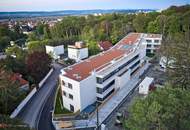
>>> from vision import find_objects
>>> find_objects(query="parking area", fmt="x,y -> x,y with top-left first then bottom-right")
104,60 -> 167,130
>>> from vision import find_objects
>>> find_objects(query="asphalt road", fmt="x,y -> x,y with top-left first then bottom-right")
17,63 -> 63,129
37,83 -> 57,130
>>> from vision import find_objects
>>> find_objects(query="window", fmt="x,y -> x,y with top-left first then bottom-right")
97,77 -> 103,84
70,104 -> 74,112
68,83 -> 73,89
69,94 -> 73,100
146,49 -> 151,53
63,91 -> 66,96
62,80 -> 65,86
154,45 -> 160,48
147,44 -> 152,48
154,40 -> 159,43
97,55 -> 139,84
130,60 -> 140,70
146,40 -> 152,43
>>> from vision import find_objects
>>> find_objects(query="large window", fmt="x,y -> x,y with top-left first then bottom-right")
130,60 -> 140,70
97,80 -> 115,94
154,40 -> 160,43
147,44 -> 152,48
97,54 -> 139,84
97,89 -> 115,101
146,39 -> 152,43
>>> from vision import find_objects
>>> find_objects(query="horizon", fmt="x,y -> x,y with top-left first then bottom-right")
0,0 -> 189,12
0,8 -> 157,13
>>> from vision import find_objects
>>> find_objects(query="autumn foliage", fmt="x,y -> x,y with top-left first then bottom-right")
26,51 -> 52,84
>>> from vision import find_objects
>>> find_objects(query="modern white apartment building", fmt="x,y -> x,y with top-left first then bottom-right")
143,34 -> 162,54
68,41 -> 88,62
60,33 -> 161,113
45,45 -> 64,59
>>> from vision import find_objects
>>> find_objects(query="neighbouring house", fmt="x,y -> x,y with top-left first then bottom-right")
68,41 -> 88,62
138,77 -> 154,95
10,73 -> 29,91
45,45 -> 64,60
98,41 -> 113,51
59,33 -> 158,113
143,34 -> 162,54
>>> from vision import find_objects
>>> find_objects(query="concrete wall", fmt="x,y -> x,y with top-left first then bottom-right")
116,69 -> 131,89
10,68 -> 54,118
39,68 -> 54,88
46,45 -> 64,59
68,47 -> 88,61
10,88 -> 37,118
80,75 -> 97,111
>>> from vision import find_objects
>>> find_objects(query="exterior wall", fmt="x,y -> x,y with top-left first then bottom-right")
143,36 -> 162,54
68,47 -> 88,61
96,47 -> 143,101
80,75 -> 97,111
115,69 -> 131,89
60,75 -> 81,112
46,45 -> 64,59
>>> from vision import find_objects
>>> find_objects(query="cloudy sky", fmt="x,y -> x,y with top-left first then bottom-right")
0,0 -> 189,12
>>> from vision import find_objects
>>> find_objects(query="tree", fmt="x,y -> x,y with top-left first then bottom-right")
133,13 -> 151,32
0,36 -> 10,52
26,51 -> 52,84
0,68 -> 27,114
125,87 -> 190,130
87,41 -> 100,56
5,45 -> 27,75
166,32 -> 190,89
27,41 -> 46,53
0,115 -> 32,130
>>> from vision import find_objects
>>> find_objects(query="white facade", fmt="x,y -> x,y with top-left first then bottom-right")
60,33 -> 161,113
68,47 -> 88,62
139,77 -> 154,95
45,45 -> 64,59
143,34 -> 162,54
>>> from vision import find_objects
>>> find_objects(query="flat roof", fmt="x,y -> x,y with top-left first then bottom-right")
144,34 -> 162,39
62,33 -> 141,81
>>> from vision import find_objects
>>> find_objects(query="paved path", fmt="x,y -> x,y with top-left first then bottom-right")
17,63 -> 63,128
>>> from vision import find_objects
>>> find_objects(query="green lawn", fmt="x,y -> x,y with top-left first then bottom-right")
54,87 -> 72,115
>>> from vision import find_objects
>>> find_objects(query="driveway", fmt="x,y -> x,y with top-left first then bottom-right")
17,63 -> 63,129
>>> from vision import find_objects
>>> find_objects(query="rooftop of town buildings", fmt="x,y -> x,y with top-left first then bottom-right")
98,41 -> 113,51
10,73 -> 29,86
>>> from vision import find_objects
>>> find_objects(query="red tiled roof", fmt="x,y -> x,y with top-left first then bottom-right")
10,73 -> 29,86
98,41 -> 113,51
63,33 -> 141,81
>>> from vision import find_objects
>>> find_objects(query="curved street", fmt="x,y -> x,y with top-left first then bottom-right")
16,63 -> 63,129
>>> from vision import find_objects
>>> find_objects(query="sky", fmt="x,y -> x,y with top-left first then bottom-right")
0,0 -> 189,12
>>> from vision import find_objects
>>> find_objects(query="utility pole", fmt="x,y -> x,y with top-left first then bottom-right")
96,102 -> 99,130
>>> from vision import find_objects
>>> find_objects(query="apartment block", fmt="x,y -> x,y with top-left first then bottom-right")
143,34 -> 162,54
60,33 -> 161,113
68,41 -> 88,62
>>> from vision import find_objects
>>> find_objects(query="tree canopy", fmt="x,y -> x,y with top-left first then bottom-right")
125,87 -> 190,130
